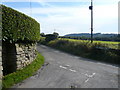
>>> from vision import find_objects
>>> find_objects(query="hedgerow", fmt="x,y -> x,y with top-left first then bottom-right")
2,5 -> 40,43
47,39 -> 120,65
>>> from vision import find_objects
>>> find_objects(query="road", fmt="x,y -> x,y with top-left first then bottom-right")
13,44 -> 119,88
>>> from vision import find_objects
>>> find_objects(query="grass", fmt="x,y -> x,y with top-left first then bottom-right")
59,38 -> 119,49
60,38 -> 119,44
2,52 -> 44,89
93,40 -> 119,44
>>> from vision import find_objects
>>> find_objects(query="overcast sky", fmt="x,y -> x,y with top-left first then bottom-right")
1,0 -> 119,36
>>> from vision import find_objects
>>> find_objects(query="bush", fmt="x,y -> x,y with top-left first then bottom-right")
38,37 -> 46,44
2,5 -> 40,43
45,34 -> 58,42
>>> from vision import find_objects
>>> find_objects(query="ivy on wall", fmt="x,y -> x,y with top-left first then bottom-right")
2,5 -> 40,43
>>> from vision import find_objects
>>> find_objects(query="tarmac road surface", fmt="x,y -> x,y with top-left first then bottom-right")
13,44 -> 119,88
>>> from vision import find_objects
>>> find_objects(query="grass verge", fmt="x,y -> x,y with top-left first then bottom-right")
2,52 -> 44,89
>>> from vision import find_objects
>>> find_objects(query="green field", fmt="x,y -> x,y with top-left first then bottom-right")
59,38 -> 119,49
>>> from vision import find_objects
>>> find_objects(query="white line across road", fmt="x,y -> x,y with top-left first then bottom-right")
59,65 -> 67,69
59,64 -> 97,83
66,65 -> 70,67
59,64 -> 96,83
59,65 -> 77,73
69,69 -> 77,73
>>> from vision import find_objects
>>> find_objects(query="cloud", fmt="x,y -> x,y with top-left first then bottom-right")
94,4 -> 118,18
16,1 -> 117,18
18,2 -> 118,35
2,1 -> 118,35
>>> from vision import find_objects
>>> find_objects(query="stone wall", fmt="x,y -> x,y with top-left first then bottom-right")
15,43 -> 37,70
0,44 -> 2,89
2,42 -> 37,75
0,4 -> 3,89
2,42 -> 17,75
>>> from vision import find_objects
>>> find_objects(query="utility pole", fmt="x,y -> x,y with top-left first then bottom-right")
89,0 -> 93,43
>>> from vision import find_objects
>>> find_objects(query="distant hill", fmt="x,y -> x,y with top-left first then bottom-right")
62,33 -> 119,42
64,33 -> 118,38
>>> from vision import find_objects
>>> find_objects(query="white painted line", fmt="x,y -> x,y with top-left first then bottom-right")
85,73 -> 96,78
66,65 -> 70,67
93,73 -> 96,76
59,65 -> 77,73
60,65 -> 67,69
85,78 -> 90,83
84,73 -> 96,83
69,69 -> 77,72
89,73 -> 96,77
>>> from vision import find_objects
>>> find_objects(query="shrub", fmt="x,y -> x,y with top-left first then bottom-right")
38,37 -> 46,44
2,5 -> 40,43
45,34 -> 58,42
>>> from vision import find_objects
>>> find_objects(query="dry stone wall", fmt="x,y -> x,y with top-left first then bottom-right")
0,45 -> 2,89
2,42 -> 37,75
15,43 -> 37,70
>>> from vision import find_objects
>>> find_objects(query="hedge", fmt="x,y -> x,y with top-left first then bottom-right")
45,34 -> 58,42
2,5 -> 40,42
47,39 -> 120,65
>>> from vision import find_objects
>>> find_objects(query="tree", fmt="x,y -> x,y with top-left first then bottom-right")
45,34 -> 57,42
40,33 -> 45,37
53,32 -> 59,38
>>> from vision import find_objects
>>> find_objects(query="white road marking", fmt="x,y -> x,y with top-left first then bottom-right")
89,73 -> 96,77
69,69 -> 77,72
85,73 -> 96,78
85,78 -> 90,83
66,65 -> 70,67
84,73 -> 96,83
59,65 -> 77,73
92,73 -> 96,76
60,65 -> 67,69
